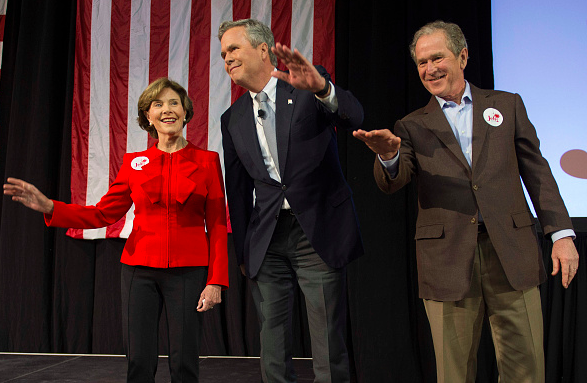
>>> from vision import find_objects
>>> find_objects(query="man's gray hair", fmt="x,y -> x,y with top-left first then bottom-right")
409,21 -> 468,64
218,19 -> 278,67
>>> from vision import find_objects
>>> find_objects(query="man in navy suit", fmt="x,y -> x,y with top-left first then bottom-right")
218,19 -> 364,383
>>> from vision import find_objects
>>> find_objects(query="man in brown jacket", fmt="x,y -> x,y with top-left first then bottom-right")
354,21 -> 579,383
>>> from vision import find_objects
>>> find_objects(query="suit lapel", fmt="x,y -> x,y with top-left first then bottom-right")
470,84 -> 491,172
421,96 -> 471,171
275,80 -> 295,177
231,95 -> 272,179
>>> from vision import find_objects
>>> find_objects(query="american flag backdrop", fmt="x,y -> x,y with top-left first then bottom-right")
68,0 -> 336,239
0,0 -> 7,79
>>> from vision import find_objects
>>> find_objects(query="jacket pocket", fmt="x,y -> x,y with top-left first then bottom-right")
328,186 -> 352,207
414,223 -> 444,240
141,175 -> 164,204
511,210 -> 534,228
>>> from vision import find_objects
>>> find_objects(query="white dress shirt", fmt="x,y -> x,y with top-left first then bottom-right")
249,73 -> 338,209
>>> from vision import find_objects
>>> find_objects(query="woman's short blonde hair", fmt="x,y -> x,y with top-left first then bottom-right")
136,77 -> 194,139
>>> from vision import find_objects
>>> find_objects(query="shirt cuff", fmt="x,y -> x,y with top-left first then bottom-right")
315,81 -> 338,112
551,229 -> 576,243
378,151 -> 400,178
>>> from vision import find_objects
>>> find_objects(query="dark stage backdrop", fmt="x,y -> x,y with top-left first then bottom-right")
1,1 -> 586,382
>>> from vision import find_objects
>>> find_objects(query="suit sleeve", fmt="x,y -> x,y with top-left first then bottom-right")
315,65 -> 364,130
204,152 -> 229,289
221,111 -> 255,266
513,93 -> 573,235
44,157 -> 133,228
373,119 -> 416,194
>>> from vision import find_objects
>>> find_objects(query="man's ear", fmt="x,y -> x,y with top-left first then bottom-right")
259,42 -> 269,60
459,48 -> 469,70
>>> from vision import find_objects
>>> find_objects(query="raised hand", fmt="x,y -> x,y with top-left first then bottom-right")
271,43 -> 328,93
3,177 -> 54,214
353,129 -> 402,160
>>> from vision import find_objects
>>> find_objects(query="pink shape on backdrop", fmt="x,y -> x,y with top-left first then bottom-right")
560,149 -> 587,179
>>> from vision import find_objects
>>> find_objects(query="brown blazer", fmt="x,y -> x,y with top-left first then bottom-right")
375,84 -> 572,301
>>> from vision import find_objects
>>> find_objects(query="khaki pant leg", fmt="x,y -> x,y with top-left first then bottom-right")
423,243 -> 485,383
423,232 -> 544,383
479,234 -> 544,383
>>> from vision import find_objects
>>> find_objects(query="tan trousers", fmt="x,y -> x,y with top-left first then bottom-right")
423,232 -> 544,383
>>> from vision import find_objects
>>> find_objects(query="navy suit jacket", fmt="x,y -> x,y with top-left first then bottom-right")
221,67 -> 364,278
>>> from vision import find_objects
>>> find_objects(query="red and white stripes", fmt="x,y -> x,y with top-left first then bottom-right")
69,0 -> 336,239
0,0 -> 8,78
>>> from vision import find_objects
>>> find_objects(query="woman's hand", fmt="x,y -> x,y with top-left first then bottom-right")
3,177 -> 54,214
197,284 -> 222,312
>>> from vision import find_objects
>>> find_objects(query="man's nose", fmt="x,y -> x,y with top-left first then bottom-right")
426,61 -> 436,73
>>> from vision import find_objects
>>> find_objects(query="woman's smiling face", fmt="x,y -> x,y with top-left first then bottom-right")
145,87 -> 186,138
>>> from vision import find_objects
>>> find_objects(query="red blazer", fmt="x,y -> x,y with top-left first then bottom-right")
45,142 -> 229,288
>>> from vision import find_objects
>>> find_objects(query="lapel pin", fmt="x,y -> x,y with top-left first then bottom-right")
131,156 -> 149,170
483,108 -> 503,127
288,99 -> 293,105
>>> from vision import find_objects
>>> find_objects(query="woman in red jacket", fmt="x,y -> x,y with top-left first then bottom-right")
3,77 -> 228,383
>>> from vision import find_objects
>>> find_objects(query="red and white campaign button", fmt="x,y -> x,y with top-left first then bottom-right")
131,156 -> 149,170
483,108 -> 503,127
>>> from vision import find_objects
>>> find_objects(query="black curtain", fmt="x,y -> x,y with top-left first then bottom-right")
1,1 -> 586,382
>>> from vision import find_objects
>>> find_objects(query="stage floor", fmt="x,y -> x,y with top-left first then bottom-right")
0,353 -> 315,382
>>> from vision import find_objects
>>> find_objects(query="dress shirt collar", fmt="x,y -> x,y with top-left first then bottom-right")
435,81 -> 472,108
249,73 -> 278,105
